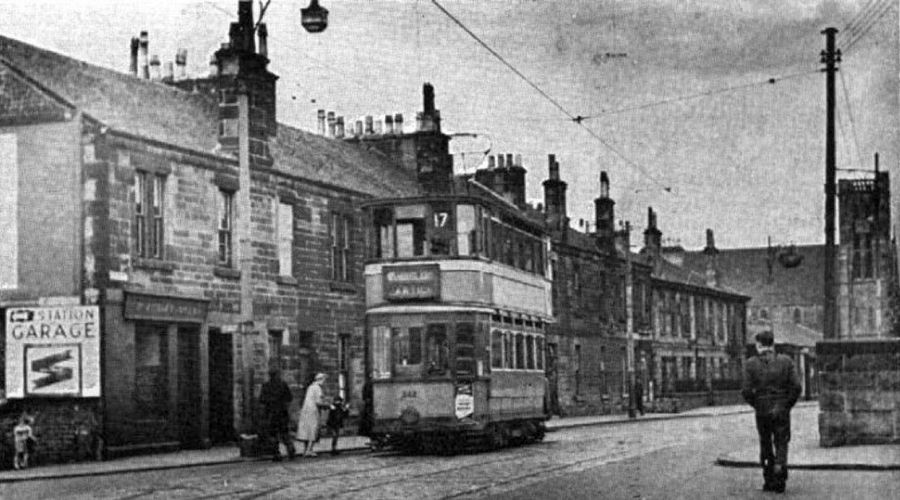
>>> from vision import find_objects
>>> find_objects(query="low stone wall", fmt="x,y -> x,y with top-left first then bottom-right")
0,399 -> 102,468
650,390 -> 744,413
817,339 -> 900,447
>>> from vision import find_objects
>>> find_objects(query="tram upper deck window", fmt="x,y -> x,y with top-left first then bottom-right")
425,324 -> 450,377
430,202 -> 454,256
374,207 -> 394,259
456,204 -> 476,256
396,205 -> 427,258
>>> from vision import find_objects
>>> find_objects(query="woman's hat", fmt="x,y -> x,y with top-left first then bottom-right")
314,372 -> 326,382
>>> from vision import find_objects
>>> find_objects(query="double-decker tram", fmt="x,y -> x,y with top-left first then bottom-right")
362,183 -> 553,452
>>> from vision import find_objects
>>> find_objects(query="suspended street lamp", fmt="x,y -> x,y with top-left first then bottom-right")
301,0 -> 329,33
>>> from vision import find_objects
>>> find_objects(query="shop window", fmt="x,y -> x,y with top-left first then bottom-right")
396,205 -> 427,258
330,212 -> 352,281
425,324 -> 449,376
134,172 -> 165,259
455,322 -> 476,376
456,204 -> 476,256
371,326 -> 391,379
217,190 -> 234,266
277,202 -> 293,275
491,329 -> 504,369
392,326 -> 422,377
135,325 -> 169,418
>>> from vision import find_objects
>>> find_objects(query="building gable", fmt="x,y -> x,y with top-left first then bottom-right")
0,61 -> 72,126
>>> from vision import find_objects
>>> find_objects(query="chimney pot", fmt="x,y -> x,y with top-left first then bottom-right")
139,31 -> 149,79
208,53 -> 218,76
497,154 -> 505,169
149,55 -> 161,80
327,111 -> 336,137
162,61 -> 174,82
364,115 -> 374,135
423,82 -> 435,114
317,109 -> 326,135
506,153 -> 514,167
384,115 -> 394,134
487,156 -> 495,169
394,113 -> 403,134
356,120 -> 364,136
335,117 -> 345,138
257,23 -> 268,57
706,228 -> 715,249
600,171 -> 610,198
129,37 -> 139,76
175,49 -> 187,80
515,154 -> 522,167
548,154 -> 559,180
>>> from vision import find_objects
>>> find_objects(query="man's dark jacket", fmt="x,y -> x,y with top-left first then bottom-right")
741,350 -> 801,416
260,378 -> 293,429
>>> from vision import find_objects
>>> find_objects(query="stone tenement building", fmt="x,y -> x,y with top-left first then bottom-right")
0,1 -> 453,461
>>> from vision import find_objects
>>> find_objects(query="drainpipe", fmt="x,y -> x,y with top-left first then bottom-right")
237,83 -> 256,433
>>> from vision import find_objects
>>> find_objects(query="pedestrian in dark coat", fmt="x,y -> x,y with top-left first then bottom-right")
741,330 -> 801,493
634,380 -> 645,416
259,369 -> 296,461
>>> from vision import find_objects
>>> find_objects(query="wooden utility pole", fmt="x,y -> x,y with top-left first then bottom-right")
822,27 -> 840,340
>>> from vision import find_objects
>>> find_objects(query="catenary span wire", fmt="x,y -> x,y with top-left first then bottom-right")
578,70 -> 818,121
430,0 -> 675,193
839,70 -> 864,171
842,0 -> 894,50
842,0 -> 895,53
837,0 -> 888,43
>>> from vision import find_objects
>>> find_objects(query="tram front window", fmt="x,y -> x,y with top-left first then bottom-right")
392,326 -> 423,377
425,324 -> 450,376
396,205 -> 426,257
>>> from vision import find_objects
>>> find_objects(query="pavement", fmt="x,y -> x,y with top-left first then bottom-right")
0,400 -> 895,483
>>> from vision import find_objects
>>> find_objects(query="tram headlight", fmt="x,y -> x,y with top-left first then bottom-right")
400,406 -> 420,425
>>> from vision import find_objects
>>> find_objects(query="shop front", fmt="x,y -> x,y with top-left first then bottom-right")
103,290 -> 210,456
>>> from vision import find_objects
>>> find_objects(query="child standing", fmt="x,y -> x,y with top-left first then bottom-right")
326,396 -> 348,456
13,414 -> 35,470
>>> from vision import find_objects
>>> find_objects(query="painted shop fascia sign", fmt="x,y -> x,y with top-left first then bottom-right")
124,292 -> 209,323
383,264 -> 441,302
5,306 -> 101,398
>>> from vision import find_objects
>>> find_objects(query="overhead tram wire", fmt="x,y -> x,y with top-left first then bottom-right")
577,70 -> 818,121
839,70 -> 865,172
837,0 -> 887,43
429,0 -> 674,194
841,0 -> 895,53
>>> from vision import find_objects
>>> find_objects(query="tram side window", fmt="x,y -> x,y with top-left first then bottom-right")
455,322 -> 476,376
503,331 -> 514,369
395,205 -> 427,258
371,326 -> 392,379
425,324 -> 450,376
536,336 -> 544,370
392,326 -> 422,377
526,335 -> 535,370
514,333 -> 525,369
491,330 -> 503,369
374,207 -> 394,259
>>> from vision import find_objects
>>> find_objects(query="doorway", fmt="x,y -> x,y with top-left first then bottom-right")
208,329 -> 235,443
177,326 -> 202,448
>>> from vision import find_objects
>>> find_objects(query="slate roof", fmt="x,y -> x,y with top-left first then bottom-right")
681,245 -> 824,307
0,34 -> 420,197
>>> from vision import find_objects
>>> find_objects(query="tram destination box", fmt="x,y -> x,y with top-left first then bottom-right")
383,264 -> 441,302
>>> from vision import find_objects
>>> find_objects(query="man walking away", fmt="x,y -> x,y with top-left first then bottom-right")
260,369 -> 296,461
741,330 -> 801,493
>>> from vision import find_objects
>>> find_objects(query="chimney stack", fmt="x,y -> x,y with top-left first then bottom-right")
643,207 -> 662,266
384,115 -> 394,135
175,49 -> 187,80
394,113 -> 403,134
129,37 -> 139,76
149,55 -> 161,80
162,61 -> 174,82
704,229 -> 719,287
595,171 -> 615,248
139,31 -> 149,79
543,154 -> 568,231
327,111 -> 336,137
317,110 -> 326,135
257,23 -> 268,58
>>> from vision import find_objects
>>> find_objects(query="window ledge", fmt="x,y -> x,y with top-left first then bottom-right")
329,280 -> 357,294
276,275 -> 298,286
134,258 -> 176,272
214,266 -> 241,280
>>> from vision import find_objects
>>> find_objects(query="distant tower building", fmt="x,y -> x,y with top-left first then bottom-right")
837,164 -> 893,338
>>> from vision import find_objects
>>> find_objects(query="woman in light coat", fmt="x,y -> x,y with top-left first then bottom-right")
296,372 -> 327,456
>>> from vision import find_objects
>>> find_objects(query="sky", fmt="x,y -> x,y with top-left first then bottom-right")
0,0 -> 896,249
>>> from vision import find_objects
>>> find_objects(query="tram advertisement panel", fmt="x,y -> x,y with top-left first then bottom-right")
455,382 -> 474,419
5,306 -> 100,398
